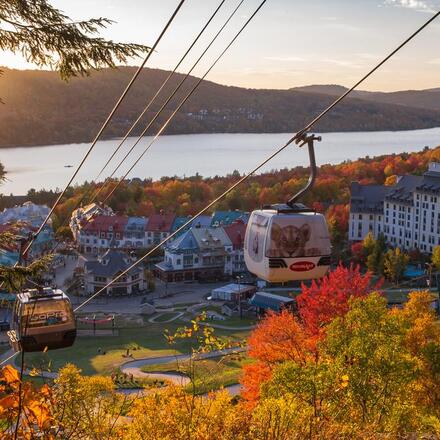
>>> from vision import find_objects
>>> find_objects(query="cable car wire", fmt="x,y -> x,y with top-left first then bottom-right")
19,0 -> 187,259
97,0 -> 261,203
73,8 -> 440,313
75,135 -> 306,313
93,0 -> 229,186
0,350 -> 18,367
90,0 -> 247,204
42,0 -> 233,242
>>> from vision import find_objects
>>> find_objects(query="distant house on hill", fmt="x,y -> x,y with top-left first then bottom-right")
84,248 -> 145,295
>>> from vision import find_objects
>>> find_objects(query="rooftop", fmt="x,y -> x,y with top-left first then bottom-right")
249,291 -> 295,311
350,182 -> 389,213
211,211 -> 246,227
191,227 -> 232,250
82,215 -> 128,233
223,220 -> 246,249
85,248 -> 141,278
146,213 -> 176,232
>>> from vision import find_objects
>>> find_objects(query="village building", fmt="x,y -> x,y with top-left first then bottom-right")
0,203 -> 55,264
69,203 -> 114,241
124,217 -> 148,248
349,162 -> 440,254
84,248 -> 145,295
249,291 -> 296,314
210,210 -> 247,227
223,219 -> 247,274
155,226 -> 233,282
79,215 -> 128,254
145,213 -> 176,246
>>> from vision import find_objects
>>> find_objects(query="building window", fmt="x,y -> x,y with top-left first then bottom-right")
358,214 -> 363,220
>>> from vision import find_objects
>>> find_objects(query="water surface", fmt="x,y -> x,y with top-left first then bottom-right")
1,128 -> 440,195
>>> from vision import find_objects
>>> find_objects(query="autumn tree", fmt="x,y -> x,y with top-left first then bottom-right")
0,365 -> 54,439
242,265 -> 380,402
431,245 -> 440,271
51,364 -> 130,439
297,264 -> 378,337
401,291 -> 440,418
383,247 -> 409,285
263,294 -> 437,437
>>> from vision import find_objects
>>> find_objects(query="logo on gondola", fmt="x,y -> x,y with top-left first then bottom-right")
289,261 -> 315,272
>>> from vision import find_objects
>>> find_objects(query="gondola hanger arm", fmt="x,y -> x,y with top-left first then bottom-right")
287,133 -> 321,207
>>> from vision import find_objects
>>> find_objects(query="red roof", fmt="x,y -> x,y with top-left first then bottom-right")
146,213 -> 176,232
223,220 -> 246,249
82,215 -> 128,234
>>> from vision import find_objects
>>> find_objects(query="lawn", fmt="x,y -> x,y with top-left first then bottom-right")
140,354 -> 253,395
21,322 -> 250,376
152,312 -> 182,323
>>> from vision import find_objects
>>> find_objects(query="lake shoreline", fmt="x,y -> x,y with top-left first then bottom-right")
0,126 -> 439,150
1,129 -> 440,195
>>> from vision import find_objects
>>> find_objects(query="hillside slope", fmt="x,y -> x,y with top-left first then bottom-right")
292,84 -> 440,111
1,67 -> 440,147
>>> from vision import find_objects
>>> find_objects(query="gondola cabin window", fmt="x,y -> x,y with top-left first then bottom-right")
22,300 -> 73,328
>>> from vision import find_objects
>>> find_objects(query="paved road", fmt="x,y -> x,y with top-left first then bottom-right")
120,347 -> 245,396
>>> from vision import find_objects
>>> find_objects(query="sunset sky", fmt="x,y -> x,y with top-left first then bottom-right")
2,0 -> 440,91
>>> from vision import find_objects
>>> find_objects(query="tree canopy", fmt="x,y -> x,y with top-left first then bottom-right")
0,0 -> 149,79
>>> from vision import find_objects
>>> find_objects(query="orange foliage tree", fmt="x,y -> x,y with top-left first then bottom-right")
242,264 -> 380,403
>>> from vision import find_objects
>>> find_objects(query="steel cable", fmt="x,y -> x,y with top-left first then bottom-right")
19,0 -> 187,258
90,0 -> 247,204
74,8 -> 440,312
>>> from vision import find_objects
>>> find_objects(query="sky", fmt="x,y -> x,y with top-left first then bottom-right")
2,0 -> 440,91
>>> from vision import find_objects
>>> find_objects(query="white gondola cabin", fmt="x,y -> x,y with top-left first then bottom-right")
244,133 -> 331,283
244,207 -> 331,282
8,288 -> 76,352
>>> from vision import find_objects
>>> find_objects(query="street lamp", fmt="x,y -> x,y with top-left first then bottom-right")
236,275 -> 244,319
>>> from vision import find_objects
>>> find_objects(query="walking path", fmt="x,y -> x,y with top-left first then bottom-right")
120,347 -> 245,395
0,347 -> 244,396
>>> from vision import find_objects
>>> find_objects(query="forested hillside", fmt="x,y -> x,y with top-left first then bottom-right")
2,67 -> 440,147
293,84 -> 440,111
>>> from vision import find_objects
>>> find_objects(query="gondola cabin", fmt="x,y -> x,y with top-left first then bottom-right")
9,288 -> 76,352
244,206 -> 331,283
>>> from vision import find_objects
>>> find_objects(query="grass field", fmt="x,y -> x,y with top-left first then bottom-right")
152,312 -> 182,323
21,322 -> 250,376
140,354 -> 253,395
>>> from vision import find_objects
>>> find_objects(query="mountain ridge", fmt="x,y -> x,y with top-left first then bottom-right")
1,67 -> 440,148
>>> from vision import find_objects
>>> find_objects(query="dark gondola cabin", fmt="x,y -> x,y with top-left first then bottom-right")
9,288 -> 76,352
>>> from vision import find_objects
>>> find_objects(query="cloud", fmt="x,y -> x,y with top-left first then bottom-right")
383,0 -> 437,13
264,55 -> 308,62
323,58 -> 363,69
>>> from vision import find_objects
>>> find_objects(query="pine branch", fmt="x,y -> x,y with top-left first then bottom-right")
0,0 -> 150,80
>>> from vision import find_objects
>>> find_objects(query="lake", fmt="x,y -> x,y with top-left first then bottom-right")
1,128 -> 440,195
